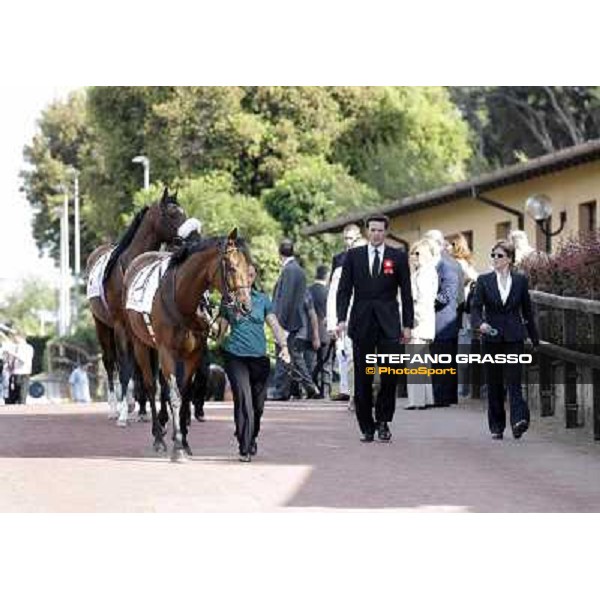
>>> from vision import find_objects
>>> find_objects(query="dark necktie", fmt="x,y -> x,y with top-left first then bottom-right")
372,248 -> 380,277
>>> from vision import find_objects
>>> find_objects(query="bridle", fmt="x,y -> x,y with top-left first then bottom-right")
210,239 -> 251,315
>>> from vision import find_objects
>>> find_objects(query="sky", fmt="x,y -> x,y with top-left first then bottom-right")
0,86 -> 76,296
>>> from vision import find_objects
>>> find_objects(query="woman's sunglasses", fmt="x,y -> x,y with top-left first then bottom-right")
490,252 -> 507,259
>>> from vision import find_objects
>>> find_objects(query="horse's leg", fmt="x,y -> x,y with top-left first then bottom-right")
180,355 -> 202,457
133,361 -> 149,422
133,341 -> 165,453
191,353 -> 209,422
94,317 -> 118,419
157,368 -> 170,428
114,324 -> 134,427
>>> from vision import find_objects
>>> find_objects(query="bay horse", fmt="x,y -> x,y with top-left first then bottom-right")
86,187 -> 187,425
123,229 -> 252,460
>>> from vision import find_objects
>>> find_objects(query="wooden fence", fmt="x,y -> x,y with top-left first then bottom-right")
527,290 -> 600,440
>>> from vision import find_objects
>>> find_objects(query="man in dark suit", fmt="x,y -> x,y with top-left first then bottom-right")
424,230 -> 463,407
309,265 -> 330,395
337,215 -> 414,443
471,240 -> 539,439
269,239 -> 317,400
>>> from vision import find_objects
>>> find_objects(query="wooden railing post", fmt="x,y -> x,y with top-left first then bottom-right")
593,314 -> 600,440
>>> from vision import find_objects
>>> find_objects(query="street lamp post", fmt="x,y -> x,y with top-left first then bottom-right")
132,155 -> 150,190
525,194 -> 567,254
57,185 -> 71,336
72,169 -> 80,277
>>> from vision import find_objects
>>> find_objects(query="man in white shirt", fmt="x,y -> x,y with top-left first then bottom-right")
5,334 -> 34,404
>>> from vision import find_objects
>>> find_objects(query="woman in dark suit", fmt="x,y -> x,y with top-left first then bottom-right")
470,240 -> 539,440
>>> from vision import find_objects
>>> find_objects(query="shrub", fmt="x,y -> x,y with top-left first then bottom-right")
521,230 -> 600,299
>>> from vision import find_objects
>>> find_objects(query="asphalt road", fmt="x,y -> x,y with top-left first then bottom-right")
1,398 -> 600,512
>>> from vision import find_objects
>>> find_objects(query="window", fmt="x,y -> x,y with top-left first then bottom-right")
495,221 -> 511,240
461,230 -> 473,251
579,200 -> 597,235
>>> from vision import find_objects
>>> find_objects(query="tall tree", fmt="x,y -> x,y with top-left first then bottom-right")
332,86 -> 472,199
449,86 -> 600,170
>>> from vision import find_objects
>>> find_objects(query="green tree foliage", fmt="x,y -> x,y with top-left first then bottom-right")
333,87 -> 472,199
22,86 -> 475,278
0,278 -> 58,336
449,86 -> 600,171
20,90 -> 101,262
133,174 -> 283,291
262,156 -> 380,277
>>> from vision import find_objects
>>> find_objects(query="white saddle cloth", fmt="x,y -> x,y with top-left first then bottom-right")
86,250 -> 113,299
125,257 -> 171,314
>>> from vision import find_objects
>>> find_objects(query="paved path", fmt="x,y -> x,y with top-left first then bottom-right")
1,399 -> 600,512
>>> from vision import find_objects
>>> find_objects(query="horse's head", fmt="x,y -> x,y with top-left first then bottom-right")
149,186 -> 187,244
218,228 -> 252,317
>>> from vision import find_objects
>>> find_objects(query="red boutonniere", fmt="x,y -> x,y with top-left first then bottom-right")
383,259 -> 394,275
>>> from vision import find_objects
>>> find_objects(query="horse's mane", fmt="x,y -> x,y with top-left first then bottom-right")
168,235 -> 250,270
102,206 -> 150,286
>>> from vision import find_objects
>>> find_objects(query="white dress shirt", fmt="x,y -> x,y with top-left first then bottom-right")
496,271 -> 512,304
367,243 -> 385,276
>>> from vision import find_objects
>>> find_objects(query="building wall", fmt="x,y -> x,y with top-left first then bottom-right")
388,161 -> 600,273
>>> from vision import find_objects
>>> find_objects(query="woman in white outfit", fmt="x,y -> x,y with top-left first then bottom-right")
405,238 -> 438,409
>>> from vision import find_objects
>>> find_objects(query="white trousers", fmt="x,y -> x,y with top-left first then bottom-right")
336,334 -> 354,396
406,337 -> 434,408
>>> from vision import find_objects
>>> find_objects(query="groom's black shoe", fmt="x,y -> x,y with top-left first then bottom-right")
377,422 -> 392,442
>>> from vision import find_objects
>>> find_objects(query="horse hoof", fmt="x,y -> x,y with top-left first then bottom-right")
116,419 -> 128,428
108,411 -> 119,420
153,440 -> 167,454
195,415 -> 206,423
238,454 -> 251,463
183,444 -> 193,457
137,413 -> 150,422
170,449 -> 186,463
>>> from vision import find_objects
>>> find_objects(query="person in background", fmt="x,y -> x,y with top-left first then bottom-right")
326,224 -> 366,407
405,238 -> 438,409
69,362 -> 92,403
268,239 -> 309,401
292,289 -> 321,398
308,265 -> 330,396
0,328 -> 17,405
470,240 -> 539,441
217,263 -> 290,461
508,230 -> 536,268
423,230 -> 463,407
447,232 -> 479,400
4,334 -> 34,405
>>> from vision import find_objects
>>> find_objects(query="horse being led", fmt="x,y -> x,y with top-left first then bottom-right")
123,229 -> 251,460
86,187 -> 187,425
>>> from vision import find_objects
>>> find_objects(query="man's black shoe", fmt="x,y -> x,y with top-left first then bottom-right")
330,393 -> 350,402
512,420 -> 529,439
377,422 -> 392,442
491,432 -> 503,440
360,432 -> 374,443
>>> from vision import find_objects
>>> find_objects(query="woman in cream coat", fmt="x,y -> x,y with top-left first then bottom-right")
405,238 -> 438,409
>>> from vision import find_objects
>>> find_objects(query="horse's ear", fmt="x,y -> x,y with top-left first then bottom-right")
173,186 -> 179,201
227,228 -> 238,242
161,186 -> 169,203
